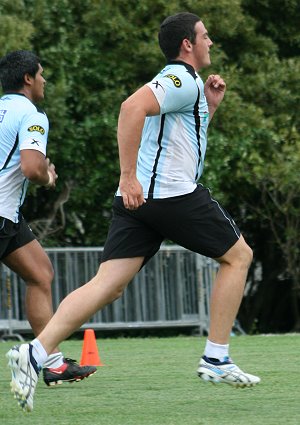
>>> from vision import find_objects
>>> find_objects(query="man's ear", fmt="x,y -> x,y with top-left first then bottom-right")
24,73 -> 33,86
181,38 -> 192,52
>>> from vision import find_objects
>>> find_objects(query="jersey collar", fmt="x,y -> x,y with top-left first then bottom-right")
167,60 -> 197,78
2,92 -> 27,98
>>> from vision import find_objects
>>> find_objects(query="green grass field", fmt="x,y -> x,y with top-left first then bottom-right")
0,334 -> 299,425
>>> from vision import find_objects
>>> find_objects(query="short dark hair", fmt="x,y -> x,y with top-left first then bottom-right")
158,12 -> 201,61
0,50 -> 40,92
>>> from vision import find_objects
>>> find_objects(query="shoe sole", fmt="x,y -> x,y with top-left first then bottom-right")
198,371 -> 260,388
6,349 -> 32,412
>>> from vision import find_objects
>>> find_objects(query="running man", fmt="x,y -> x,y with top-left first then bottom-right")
7,13 -> 260,412
0,50 -> 96,390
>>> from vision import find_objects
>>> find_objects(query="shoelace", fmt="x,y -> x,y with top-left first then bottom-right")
63,358 -> 79,365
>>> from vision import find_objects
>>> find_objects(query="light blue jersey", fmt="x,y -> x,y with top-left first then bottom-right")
0,93 -> 48,222
123,61 -> 209,199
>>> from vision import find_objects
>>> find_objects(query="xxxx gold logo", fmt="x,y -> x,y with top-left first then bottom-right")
165,74 -> 182,87
28,125 -> 45,135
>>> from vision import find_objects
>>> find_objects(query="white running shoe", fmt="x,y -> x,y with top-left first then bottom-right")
197,356 -> 261,388
6,344 -> 41,412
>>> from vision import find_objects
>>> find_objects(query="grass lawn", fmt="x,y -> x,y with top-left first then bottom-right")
0,334 -> 299,425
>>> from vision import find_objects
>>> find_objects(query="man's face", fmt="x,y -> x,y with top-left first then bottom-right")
30,64 -> 46,102
192,21 -> 213,69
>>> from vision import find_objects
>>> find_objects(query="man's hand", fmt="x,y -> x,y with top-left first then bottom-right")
204,74 -> 226,113
45,157 -> 58,189
20,150 -> 58,188
119,175 -> 146,210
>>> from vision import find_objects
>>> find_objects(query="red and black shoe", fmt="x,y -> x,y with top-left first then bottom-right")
43,358 -> 97,386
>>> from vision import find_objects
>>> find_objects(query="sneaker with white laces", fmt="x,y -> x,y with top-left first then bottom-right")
6,344 -> 40,412
197,355 -> 261,388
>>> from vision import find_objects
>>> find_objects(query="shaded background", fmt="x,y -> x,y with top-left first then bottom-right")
0,0 -> 299,333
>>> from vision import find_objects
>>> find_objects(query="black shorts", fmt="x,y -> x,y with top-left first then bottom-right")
0,215 -> 36,260
101,184 -> 241,266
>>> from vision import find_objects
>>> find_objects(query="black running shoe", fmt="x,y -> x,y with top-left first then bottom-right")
43,358 -> 97,386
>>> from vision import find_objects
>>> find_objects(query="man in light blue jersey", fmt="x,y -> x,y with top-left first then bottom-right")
0,50 -> 96,390
7,14 -> 260,412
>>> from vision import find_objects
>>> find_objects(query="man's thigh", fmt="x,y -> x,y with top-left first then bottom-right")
2,220 -> 53,284
3,238 -> 53,284
0,216 -> 35,259
138,185 -> 241,259
101,203 -> 163,266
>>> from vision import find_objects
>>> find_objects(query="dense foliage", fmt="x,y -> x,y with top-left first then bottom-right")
0,0 -> 299,332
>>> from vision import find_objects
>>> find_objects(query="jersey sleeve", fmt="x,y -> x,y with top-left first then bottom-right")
19,111 -> 49,156
146,72 -> 198,114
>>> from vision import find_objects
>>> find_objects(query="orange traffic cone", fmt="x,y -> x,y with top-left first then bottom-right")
80,329 -> 104,366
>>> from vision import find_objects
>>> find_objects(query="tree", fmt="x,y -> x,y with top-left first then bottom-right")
0,0 -> 33,54
1,0 -> 299,331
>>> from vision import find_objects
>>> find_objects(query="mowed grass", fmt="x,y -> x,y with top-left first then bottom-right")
0,334 -> 299,425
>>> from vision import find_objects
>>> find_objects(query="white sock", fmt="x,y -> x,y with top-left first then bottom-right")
43,352 -> 64,369
31,338 -> 49,367
204,339 -> 229,361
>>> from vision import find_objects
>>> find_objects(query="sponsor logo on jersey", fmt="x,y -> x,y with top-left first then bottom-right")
28,125 -> 45,135
31,139 -> 40,146
152,81 -> 165,91
0,109 -> 7,123
164,74 -> 182,87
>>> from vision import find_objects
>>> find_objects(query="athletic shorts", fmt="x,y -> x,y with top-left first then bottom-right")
0,215 -> 36,260
101,184 -> 241,266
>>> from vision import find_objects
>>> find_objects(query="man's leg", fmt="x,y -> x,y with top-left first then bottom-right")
209,235 -> 252,344
38,257 -> 144,355
3,240 -> 97,386
6,256 -> 144,411
197,236 -> 260,386
3,240 -> 57,343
